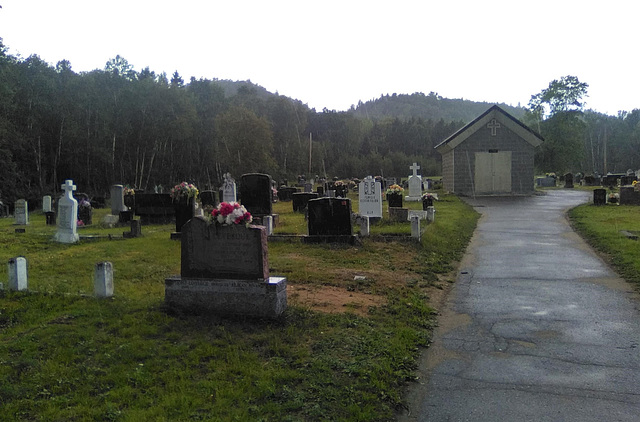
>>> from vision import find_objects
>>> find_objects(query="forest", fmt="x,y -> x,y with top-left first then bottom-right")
1,39 -> 639,205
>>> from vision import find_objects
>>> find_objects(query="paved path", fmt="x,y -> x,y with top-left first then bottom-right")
400,190 -> 640,421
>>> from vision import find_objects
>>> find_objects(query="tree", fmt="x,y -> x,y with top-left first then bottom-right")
526,76 -> 589,172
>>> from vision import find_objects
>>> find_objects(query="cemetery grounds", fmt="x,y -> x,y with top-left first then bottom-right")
0,191 -> 479,421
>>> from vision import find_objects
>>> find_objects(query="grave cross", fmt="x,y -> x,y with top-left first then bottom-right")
61,179 -> 76,197
487,118 -> 501,136
410,162 -> 420,177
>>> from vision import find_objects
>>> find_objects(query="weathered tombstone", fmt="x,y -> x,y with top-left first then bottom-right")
94,261 -> 114,298
110,185 -> 128,215
165,217 -> 287,317
277,186 -> 299,201
406,162 -> 423,201
304,183 -> 313,193
360,215 -> 370,237
619,187 -> 640,205
8,256 -> 27,291
54,180 -> 79,243
388,207 -> 409,222
307,197 -> 352,236
43,195 -> 56,225
200,190 -> 217,208
316,186 -> 324,197
358,176 -> 383,219
564,173 -> 574,188
408,210 -> 429,221
411,215 -> 421,240
222,173 -> 237,203
292,192 -> 319,213
240,173 -> 273,217
536,177 -> 556,187
426,206 -> 436,223
593,188 -> 607,206
14,199 -> 28,225
123,219 -> 142,238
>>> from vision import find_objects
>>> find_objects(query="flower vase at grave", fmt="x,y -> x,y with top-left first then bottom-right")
422,196 -> 434,210
124,194 -> 134,210
174,197 -> 195,232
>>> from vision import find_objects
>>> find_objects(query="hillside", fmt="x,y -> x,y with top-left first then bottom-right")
350,91 -> 526,122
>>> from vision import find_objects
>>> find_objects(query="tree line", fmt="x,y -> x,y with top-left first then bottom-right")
0,41 -> 463,204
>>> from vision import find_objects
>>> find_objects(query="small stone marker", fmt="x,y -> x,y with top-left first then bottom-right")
263,215 -> 274,236
14,199 -> 28,225
360,215 -> 370,237
221,173 -> 237,203
426,206 -> 436,223
54,179 -> 79,244
43,195 -> 56,225
359,176 -> 383,219
94,262 -> 114,298
43,196 -> 52,213
8,256 -> 27,291
411,215 -> 421,240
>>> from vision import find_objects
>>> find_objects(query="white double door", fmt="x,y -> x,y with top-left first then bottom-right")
474,151 -> 511,194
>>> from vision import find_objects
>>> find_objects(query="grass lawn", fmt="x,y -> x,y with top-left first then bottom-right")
569,201 -> 640,288
0,192 -> 478,421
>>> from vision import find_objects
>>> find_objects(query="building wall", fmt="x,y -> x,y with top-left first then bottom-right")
451,123 -> 535,196
441,150 -> 455,192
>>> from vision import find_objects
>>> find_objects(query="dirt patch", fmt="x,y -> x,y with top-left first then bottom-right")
287,284 -> 384,317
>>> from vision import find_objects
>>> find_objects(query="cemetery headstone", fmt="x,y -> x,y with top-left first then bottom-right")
316,186 -> 324,197
94,261 -> 114,298
222,173 -> 237,203
358,176 -> 383,219
165,217 -> 287,317
134,193 -> 174,224
200,190 -> 217,208
43,195 -> 56,225
564,173 -> 574,188
54,179 -> 79,243
619,186 -> 640,205
411,215 -> 421,240
8,256 -> 27,291
240,173 -> 273,217
292,192 -> 319,213
406,163 -> 423,201
360,215 -> 370,237
388,207 -> 409,222
536,176 -> 556,187
593,188 -> 607,206
277,186 -> 299,201
110,185 -> 128,215
14,199 -> 28,225
307,197 -> 353,236
304,183 -> 313,193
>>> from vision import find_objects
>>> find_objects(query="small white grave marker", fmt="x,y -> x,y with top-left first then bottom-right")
360,215 -> 370,237
42,196 -> 52,213
8,256 -> 27,291
110,185 -> 127,214
54,179 -> 79,243
94,261 -> 114,297
411,215 -> 421,240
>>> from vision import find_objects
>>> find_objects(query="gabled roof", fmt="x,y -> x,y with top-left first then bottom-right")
434,105 -> 543,153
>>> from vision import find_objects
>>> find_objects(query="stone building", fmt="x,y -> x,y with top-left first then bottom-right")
435,105 -> 543,196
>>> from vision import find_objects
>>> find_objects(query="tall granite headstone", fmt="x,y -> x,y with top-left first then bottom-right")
240,173 -> 273,217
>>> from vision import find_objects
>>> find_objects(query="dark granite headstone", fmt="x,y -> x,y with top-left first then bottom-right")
316,186 -> 324,196
422,196 -> 434,209
292,192 -> 319,212
335,184 -> 348,198
307,197 -> 352,236
620,187 -> 640,205
174,198 -> 195,232
240,173 -> 273,217
200,190 -> 217,208
387,193 -> 403,208
134,193 -> 174,224
45,211 -> 56,225
593,188 -> 606,206
181,217 -> 269,280
564,173 -> 574,188
277,186 -> 299,201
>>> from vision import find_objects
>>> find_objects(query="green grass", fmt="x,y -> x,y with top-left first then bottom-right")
0,194 -> 479,421
569,203 -> 640,287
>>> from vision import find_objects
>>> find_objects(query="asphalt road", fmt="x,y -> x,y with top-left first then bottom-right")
399,190 -> 640,422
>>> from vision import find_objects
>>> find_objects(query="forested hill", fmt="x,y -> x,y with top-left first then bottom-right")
350,92 -> 526,122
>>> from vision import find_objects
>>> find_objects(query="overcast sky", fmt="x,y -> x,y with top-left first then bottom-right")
1,0 -> 638,115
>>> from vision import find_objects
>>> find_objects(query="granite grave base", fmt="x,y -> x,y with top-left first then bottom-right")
165,276 -> 287,318
389,207 -> 409,222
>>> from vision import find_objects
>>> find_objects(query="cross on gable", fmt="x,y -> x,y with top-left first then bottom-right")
61,179 -> 76,196
410,162 -> 420,177
487,119 -> 501,136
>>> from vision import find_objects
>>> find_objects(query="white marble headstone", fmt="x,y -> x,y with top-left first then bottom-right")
222,173 -> 237,203
43,196 -> 52,213
406,162 -> 423,201
110,185 -> 127,214
14,199 -> 28,225
358,176 -> 382,218
54,179 -> 79,243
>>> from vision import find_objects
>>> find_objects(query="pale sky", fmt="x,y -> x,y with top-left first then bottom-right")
1,0 -> 638,115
